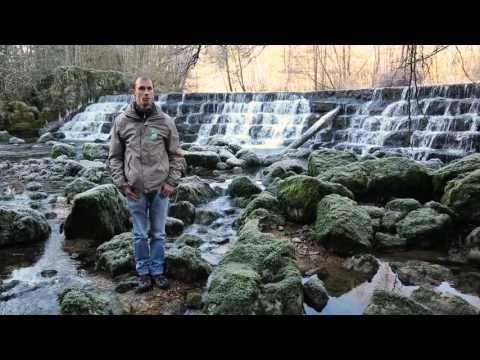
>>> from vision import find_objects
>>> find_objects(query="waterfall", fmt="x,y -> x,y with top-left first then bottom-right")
56,84 -> 480,162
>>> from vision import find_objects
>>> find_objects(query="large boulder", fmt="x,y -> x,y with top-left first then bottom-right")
319,157 -> 432,203
308,148 -> 358,176
64,177 -> 97,203
396,207 -> 452,248
205,219 -> 303,315
172,176 -> 217,205
432,153 -> 480,194
262,159 -> 307,184
227,176 -> 262,198
363,290 -> 433,315
441,169 -> 480,225
51,143 -> 76,159
411,287 -> 479,315
0,207 -> 51,247
0,130 -> 11,142
313,194 -> 373,255
82,143 -> 109,160
168,201 -> 195,225
165,245 -> 212,283
95,232 -> 134,277
235,191 -> 280,227
63,184 -> 131,244
58,287 -> 124,315
389,260 -> 453,286
235,149 -> 262,167
278,175 -> 354,223
303,275 -> 329,311
184,151 -> 220,170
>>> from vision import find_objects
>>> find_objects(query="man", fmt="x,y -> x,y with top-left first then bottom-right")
108,76 -> 186,292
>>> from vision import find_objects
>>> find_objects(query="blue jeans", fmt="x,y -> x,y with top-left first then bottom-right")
127,191 -> 169,276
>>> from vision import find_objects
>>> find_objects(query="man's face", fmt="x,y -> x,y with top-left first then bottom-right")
133,79 -> 154,108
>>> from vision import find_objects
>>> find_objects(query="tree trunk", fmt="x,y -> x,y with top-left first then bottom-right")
280,106 -> 340,154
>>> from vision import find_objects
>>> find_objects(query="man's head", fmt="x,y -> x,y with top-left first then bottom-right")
132,76 -> 154,109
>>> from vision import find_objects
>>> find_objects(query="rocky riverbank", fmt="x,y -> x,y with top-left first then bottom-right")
1,133 -> 480,315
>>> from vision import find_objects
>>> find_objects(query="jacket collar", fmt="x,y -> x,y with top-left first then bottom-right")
124,102 -> 165,122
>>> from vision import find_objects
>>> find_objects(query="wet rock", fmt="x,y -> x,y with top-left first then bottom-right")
318,157 -> 432,203
95,232 -> 134,277
44,212 -> 57,220
217,148 -> 236,162
364,290 -> 433,315
27,191 -> 48,200
25,182 -> 42,191
389,260 -> 453,286
385,198 -> 422,214
237,208 -> 285,232
37,132 -> 54,143
216,162 -> 229,170
278,175 -> 354,223
236,192 -> 280,227
205,219 -> 303,315
51,143 -> 76,159
359,205 -> 385,219
313,194 -> 373,255
64,184 -> 131,245
166,217 -> 185,237
432,153 -> 480,194
374,232 -> 407,251
9,136 -> 25,144
185,291 -> 203,310
380,210 -> 405,233
226,157 -> 246,169
396,207 -> 452,248
168,201 -> 195,225
0,207 -> 51,247
0,130 -> 11,142
442,169 -> 480,225
262,159 -> 308,184
82,143 -> 109,160
172,176 -> 217,205
411,286 -> 479,315
235,149 -> 262,168
424,201 -> 458,219
175,234 -> 204,248
307,148 -> 357,177
165,246 -> 212,283
303,275 -> 329,311
162,299 -> 187,315
40,270 -> 58,278
184,151 -> 220,170
64,177 -> 98,203
227,176 -> 262,198
0,280 -> 20,292
343,254 -> 380,279
58,287 -> 124,315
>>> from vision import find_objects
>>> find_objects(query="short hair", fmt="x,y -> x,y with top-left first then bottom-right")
131,76 -> 154,90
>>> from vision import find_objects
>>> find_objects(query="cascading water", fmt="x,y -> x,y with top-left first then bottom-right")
322,85 -> 480,161
191,93 -> 313,147
56,83 -> 480,162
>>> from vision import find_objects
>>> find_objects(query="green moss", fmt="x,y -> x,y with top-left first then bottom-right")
441,169 -> 480,225
314,194 -> 373,255
58,287 -> 109,315
278,175 -> 353,223
432,153 -> 480,194
307,148 -> 357,176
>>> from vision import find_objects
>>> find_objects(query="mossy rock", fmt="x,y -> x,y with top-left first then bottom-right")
385,198 -> 422,214
95,232 -> 134,277
307,148 -> 358,176
278,175 -> 354,223
432,153 -> 480,195
227,176 -> 262,198
441,168 -> 480,225
364,290 -> 433,315
165,246 -> 212,283
313,194 -> 373,255
0,206 -> 51,247
52,143 -> 76,159
58,287 -> 124,315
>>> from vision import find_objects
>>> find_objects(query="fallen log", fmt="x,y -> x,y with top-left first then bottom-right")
281,106 -> 341,154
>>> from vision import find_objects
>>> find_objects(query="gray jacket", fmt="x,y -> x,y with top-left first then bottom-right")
108,103 -> 186,193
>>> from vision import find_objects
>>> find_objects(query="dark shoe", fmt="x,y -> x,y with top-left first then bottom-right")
136,275 -> 152,293
152,274 -> 170,290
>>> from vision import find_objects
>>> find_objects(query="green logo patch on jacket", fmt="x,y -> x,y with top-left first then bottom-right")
147,128 -> 158,141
